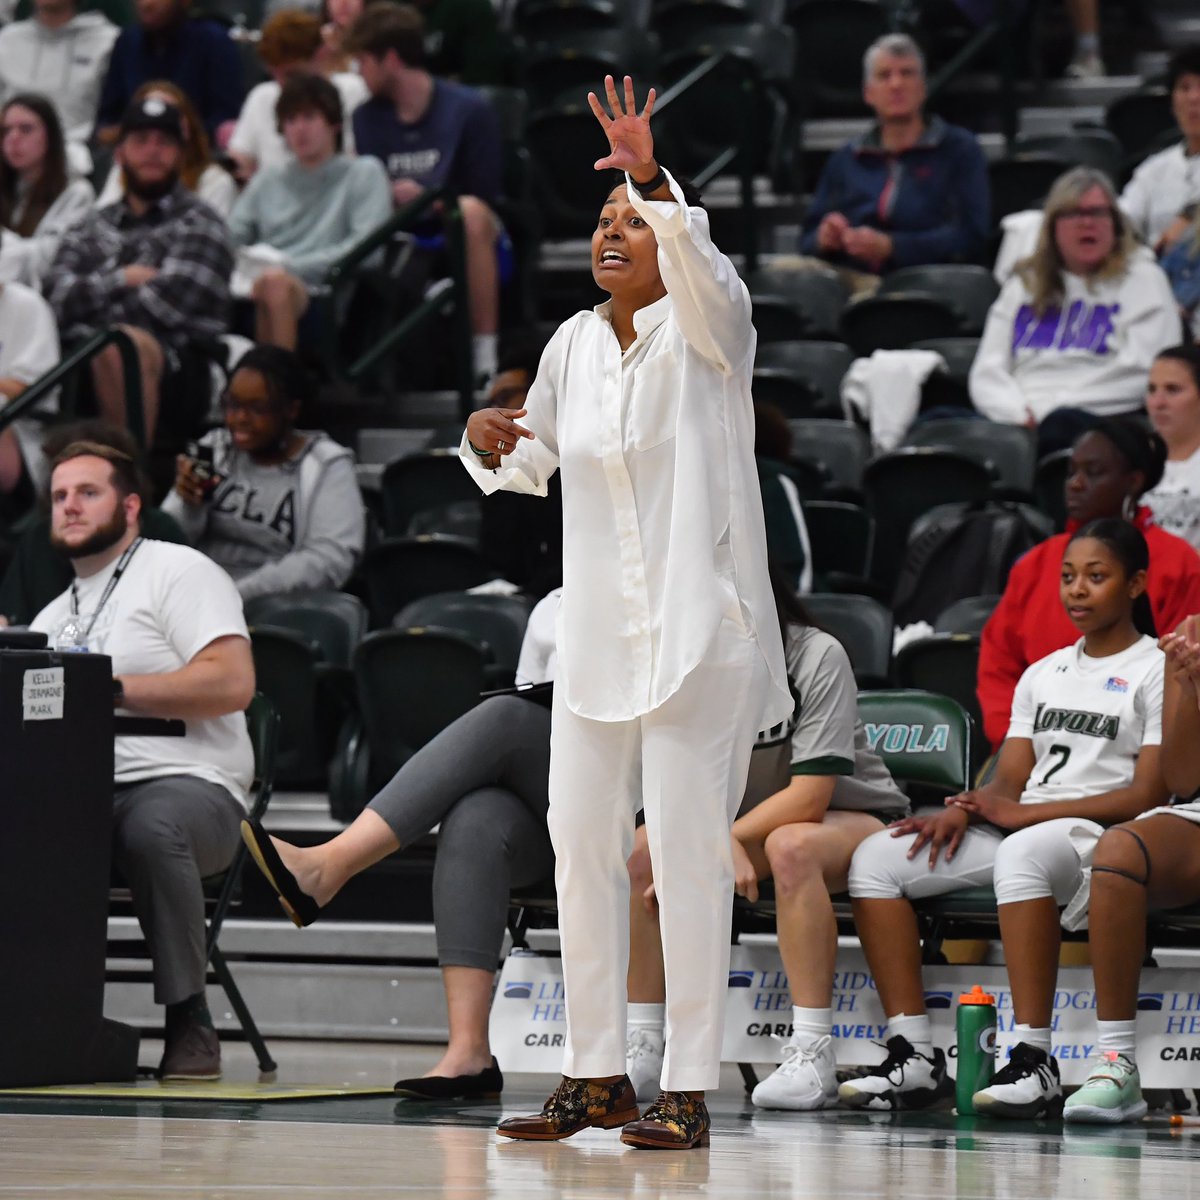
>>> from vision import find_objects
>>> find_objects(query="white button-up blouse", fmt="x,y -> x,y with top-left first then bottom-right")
461,169 -> 792,730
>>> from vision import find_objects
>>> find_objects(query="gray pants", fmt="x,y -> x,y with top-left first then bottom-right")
368,694 -> 554,970
112,776 -> 244,1006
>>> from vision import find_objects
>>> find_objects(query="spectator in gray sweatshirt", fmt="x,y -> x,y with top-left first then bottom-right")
0,0 -> 118,176
161,345 -> 365,602
227,71 -> 391,350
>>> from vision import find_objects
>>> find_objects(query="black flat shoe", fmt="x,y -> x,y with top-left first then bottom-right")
240,819 -> 320,928
394,1058 -> 504,1100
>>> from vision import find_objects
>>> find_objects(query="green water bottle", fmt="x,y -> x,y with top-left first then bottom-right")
955,985 -> 997,1115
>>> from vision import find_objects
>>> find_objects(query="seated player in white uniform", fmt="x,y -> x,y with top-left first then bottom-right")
843,518 -> 1168,1115
1064,609 -> 1200,1124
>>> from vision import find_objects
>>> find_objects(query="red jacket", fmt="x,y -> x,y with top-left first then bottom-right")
977,508 -> 1200,749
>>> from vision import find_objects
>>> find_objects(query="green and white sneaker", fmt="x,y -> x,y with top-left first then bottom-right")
1063,1052 -> 1147,1124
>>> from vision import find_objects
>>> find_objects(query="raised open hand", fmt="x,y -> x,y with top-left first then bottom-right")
588,74 -> 657,173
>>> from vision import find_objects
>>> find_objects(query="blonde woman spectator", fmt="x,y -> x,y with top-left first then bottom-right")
227,9 -> 368,182
970,167 -> 1181,454
96,80 -> 237,219
0,95 -> 93,287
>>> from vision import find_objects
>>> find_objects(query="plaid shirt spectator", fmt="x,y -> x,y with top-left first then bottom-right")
45,184 -> 233,352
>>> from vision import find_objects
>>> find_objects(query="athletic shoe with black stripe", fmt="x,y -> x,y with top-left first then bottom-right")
972,1042 -> 1063,1119
837,1035 -> 954,1111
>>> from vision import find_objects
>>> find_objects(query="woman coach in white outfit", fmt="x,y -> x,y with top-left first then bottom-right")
462,76 -> 791,1150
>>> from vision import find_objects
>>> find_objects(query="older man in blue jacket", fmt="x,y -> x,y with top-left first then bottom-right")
799,33 -> 989,291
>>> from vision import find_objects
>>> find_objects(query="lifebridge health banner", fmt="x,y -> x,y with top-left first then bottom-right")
490,946 -> 1200,1087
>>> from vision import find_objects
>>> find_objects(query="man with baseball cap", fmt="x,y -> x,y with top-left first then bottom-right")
44,95 -> 234,451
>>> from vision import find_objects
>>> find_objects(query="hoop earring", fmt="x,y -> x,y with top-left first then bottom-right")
1122,494 -> 1136,521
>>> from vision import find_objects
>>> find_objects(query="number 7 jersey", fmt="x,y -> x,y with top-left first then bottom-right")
1008,634 -> 1164,805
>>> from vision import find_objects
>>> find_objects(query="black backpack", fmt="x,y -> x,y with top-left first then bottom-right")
891,501 -> 1053,628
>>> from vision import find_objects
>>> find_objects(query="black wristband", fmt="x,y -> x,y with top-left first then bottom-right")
629,165 -> 667,197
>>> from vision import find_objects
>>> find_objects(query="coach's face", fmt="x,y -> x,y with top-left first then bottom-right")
592,184 -> 665,301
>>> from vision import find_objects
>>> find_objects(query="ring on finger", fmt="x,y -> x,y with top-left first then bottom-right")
497,438 -> 506,451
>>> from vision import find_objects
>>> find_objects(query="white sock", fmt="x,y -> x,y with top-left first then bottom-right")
888,1013 -> 933,1054
791,1006 -> 832,1049
1014,1023 -> 1052,1055
1097,1019 -> 1137,1063
472,333 -> 498,381
627,1002 -> 665,1038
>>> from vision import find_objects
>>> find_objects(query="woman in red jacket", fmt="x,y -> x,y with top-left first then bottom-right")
978,415 -> 1200,749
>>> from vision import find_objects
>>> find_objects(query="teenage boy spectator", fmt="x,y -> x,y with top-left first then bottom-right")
0,0 -> 118,170
1121,46 -> 1200,254
798,33 -> 989,293
228,73 -> 391,350
30,440 -> 255,1080
95,0 -> 244,146
346,2 -> 503,380
44,96 -> 234,447
227,9 -> 369,181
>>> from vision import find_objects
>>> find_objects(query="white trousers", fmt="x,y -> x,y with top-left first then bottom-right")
547,612 -> 767,1091
848,815 -> 1004,900
847,813 -> 1100,909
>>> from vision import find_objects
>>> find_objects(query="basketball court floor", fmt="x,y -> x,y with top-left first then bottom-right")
2,1040 -> 1198,1198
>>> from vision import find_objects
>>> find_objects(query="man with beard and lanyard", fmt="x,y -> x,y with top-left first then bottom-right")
30,441 -> 255,1080
44,95 -> 234,449
463,76 -> 792,1150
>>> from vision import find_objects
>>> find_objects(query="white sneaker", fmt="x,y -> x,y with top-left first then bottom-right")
838,1035 -> 955,1111
973,1041 -> 1062,1119
1065,52 -> 1106,79
625,1026 -> 665,1101
752,1034 -> 839,1111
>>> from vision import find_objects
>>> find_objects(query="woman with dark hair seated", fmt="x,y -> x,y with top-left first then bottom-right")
0,92 -> 93,287
1065,610 -> 1200,1124
161,345 -> 364,602
977,416 -> 1200,752
845,520 -> 1167,1117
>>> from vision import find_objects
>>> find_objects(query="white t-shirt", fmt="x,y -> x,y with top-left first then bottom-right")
514,587 -> 559,686
1120,142 -> 1200,248
30,539 -> 254,806
228,73 -> 369,174
1007,635 -> 1163,806
1143,448 -> 1200,555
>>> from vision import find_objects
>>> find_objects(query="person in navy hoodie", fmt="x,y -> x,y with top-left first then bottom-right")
345,2 -> 503,382
95,0 -> 244,147
798,33 -> 989,293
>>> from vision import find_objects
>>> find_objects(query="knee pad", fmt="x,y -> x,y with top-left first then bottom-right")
1092,826 -> 1152,888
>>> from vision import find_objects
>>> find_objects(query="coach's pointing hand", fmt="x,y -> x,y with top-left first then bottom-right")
466,407 -> 534,468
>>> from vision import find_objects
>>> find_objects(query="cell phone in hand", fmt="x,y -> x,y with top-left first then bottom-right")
185,441 -> 223,496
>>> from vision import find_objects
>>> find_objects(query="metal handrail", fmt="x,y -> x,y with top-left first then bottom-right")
322,186 -> 475,416
0,328 -> 147,448
651,49 -> 763,272
926,0 -> 1020,153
